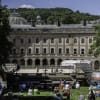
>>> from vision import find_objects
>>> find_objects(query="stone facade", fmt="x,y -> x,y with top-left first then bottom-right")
8,13 -> 100,71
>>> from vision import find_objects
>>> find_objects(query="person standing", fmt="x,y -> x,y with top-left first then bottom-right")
75,82 -> 80,89
88,90 -> 95,100
65,83 -> 70,90
65,89 -> 71,100
78,93 -> 85,100
28,87 -> 33,95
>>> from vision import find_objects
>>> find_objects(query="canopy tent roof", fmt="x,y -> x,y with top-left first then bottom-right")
61,60 -> 92,67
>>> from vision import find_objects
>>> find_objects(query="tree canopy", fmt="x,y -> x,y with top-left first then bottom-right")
90,24 -> 100,57
0,5 -> 12,66
10,8 -> 100,25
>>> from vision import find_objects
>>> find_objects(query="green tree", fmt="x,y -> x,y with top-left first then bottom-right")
90,24 -> 100,57
61,15 -> 74,24
0,5 -> 12,67
12,8 -> 100,25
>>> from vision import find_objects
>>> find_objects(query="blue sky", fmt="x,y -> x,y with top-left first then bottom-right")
2,0 -> 100,15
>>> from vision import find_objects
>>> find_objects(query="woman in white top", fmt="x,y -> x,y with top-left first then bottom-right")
28,88 -> 33,95
75,82 -> 80,89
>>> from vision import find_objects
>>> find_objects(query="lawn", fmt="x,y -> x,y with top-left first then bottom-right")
69,87 -> 100,100
4,87 -> 100,100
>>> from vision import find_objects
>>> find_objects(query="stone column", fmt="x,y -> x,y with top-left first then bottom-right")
92,60 -> 95,71
55,58 -> 57,68
40,38 -> 43,55
78,36 -> 80,56
55,38 -> 58,55
40,58 -> 42,68
48,39 -> 50,55
32,38 -> 35,54
63,38 -> 65,55
48,58 -> 50,68
70,36 -> 73,56
32,58 -> 35,68
25,58 -> 27,68
85,37 -> 88,56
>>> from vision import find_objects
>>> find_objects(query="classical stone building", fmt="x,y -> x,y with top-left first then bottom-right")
8,13 -> 100,71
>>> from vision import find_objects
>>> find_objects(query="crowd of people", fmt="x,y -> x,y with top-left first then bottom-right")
52,80 -> 100,100
0,80 -> 100,100
53,80 -> 80,100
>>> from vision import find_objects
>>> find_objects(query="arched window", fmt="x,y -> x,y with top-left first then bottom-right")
27,59 -> 32,65
57,59 -> 62,65
50,59 -> 55,65
20,59 -> 25,65
35,59 -> 40,66
42,59 -> 48,65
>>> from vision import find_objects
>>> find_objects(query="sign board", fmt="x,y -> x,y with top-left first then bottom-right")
2,63 -> 17,72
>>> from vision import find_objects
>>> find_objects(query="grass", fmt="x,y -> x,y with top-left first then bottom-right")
70,87 -> 89,100
70,87 -> 100,100
4,87 -> 100,100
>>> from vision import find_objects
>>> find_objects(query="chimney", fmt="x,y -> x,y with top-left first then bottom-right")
57,19 -> 61,27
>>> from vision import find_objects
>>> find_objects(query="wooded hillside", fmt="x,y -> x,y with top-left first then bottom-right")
10,8 -> 100,24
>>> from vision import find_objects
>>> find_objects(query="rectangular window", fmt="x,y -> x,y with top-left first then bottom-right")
28,48 -> 31,54
74,38 -> 77,43
66,38 -> 69,43
10,50 -> 12,55
43,38 -> 47,43
36,38 -> 39,43
28,38 -> 31,44
43,48 -> 46,54
36,48 -> 39,54
81,49 -> 85,55
59,48 -> 62,54
59,38 -> 62,43
89,38 -> 92,43
66,48 -> 69,54
81,38 -> 85,43
20,38 -> 24,44
13,39 -> 16,44
21,49 -> 24,54
13,49 -> 16,54
51,48 -> 54,54
73,48 -> 77,54
51,38 -> 54,43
